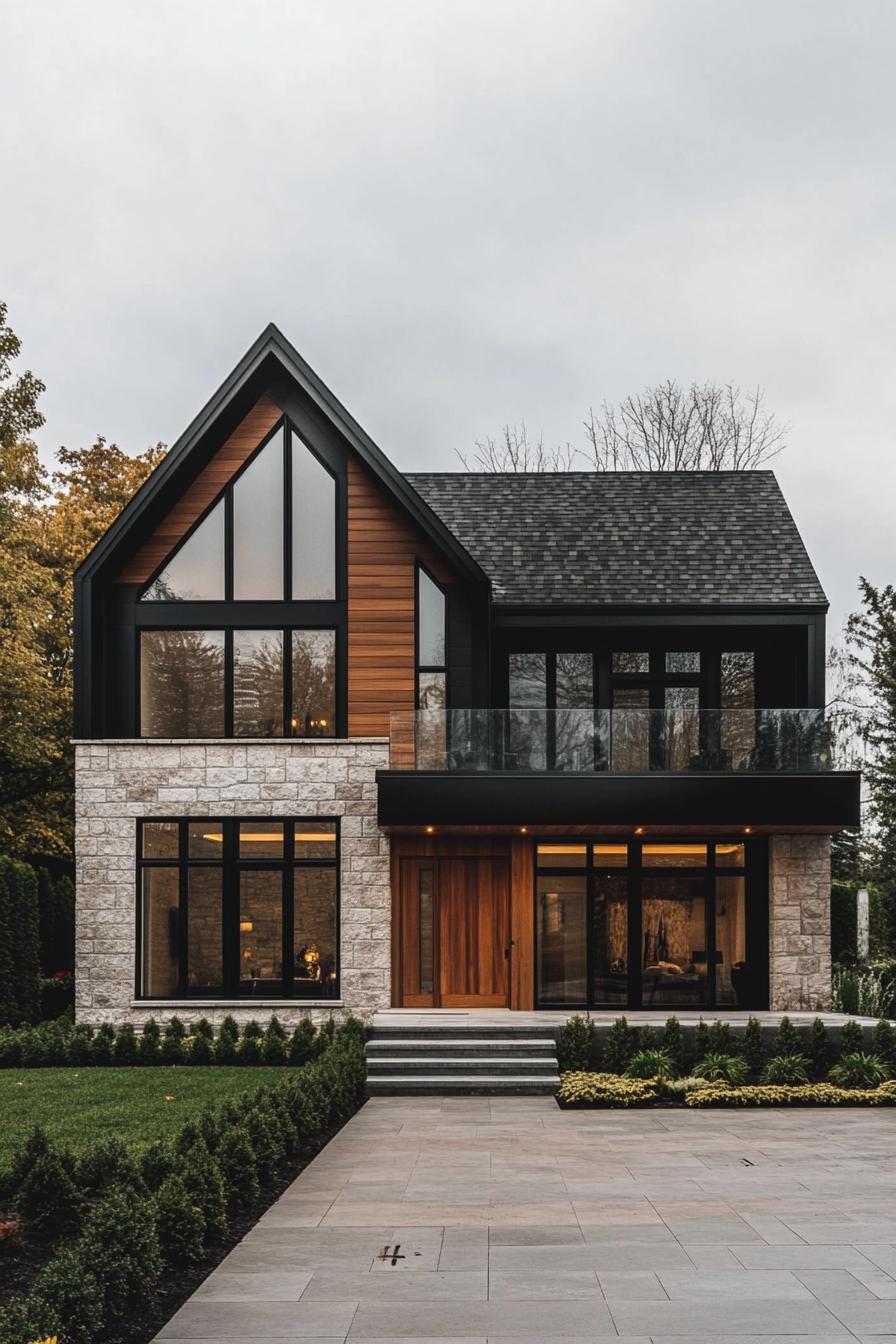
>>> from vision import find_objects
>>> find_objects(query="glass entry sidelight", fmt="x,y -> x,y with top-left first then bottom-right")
536,839 -> 759,1009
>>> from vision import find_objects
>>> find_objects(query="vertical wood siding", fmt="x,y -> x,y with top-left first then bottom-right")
346,456 -> 452,737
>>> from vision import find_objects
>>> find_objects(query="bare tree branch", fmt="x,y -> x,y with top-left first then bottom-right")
456,422 -> 577,472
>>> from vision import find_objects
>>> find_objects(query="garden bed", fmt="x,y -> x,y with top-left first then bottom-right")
555,1012 -> 896,1108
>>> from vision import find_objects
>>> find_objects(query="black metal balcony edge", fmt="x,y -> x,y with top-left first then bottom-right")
375,769 -> 861,829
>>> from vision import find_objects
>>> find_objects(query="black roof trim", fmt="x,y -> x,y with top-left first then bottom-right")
75,324 -> 486,587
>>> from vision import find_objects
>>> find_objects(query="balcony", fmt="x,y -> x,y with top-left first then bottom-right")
377,709 -> 860,831
388,708 -> 835,773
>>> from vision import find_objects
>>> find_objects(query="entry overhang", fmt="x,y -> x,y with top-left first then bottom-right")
375,770 -> 861,830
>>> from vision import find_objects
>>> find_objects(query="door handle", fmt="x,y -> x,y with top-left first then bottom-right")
504,940 -> 515,960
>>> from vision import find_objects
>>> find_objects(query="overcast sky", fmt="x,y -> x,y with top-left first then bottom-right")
2,0 -> 894,636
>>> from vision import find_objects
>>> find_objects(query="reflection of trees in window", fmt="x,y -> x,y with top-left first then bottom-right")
612,651 -> 649,673
721,652 -> 755,767
509,652 -> 547,769
555,652 -> 593,770
664,686 -> 699,769
292,630 -> 335,737
140,630 -> 225,736
234,630 -> 283,736
611,686 -> 649,770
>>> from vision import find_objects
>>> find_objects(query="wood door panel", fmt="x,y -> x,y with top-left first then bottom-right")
438,858 -> 510,1008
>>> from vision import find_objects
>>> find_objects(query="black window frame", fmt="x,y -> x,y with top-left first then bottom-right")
135,815 -> 341,1000
533,835 -> 766,1011
137,625 -> 339,739
415,560 -> 448,710
139,420 -> 339,606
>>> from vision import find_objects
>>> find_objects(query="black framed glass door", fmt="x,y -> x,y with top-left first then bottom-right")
535,838 -> 759,1009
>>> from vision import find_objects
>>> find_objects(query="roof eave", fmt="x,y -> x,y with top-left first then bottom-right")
76,324 -> 488,588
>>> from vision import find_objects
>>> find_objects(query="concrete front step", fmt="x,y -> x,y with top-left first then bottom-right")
366,1038 -> 556,1056
365,1025 -> 560,1095
367,1055 -> 558,1076
366,1024 -> 561,1040
366,1074 -> 561,1095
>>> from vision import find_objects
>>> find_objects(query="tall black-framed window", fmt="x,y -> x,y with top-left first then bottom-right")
416,563 -> 447,710
137,816 -> 340,999
535,837 -> 764,1010
138,627 -> 336,738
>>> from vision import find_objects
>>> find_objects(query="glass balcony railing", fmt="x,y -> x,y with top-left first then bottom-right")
388,708 -> 836,773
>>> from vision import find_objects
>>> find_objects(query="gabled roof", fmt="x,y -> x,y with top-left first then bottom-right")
406,470 -> 827,608
75,324 -> 486,587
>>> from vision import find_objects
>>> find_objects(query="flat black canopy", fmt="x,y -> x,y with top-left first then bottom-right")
376,770 -> 861,830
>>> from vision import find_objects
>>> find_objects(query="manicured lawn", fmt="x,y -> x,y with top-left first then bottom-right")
0,1066 -> 299,1168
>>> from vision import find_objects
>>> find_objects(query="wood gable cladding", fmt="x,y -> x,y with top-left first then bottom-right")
116,396 -> 283,584
347,455 -> 453,737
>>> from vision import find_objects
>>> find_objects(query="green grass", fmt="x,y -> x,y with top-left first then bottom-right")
0,1066 -> 299,1168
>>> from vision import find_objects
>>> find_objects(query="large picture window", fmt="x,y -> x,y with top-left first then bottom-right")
137,817 -> 339,999
139,628 -> 335,738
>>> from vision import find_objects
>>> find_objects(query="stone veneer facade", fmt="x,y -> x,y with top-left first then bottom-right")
74,738 -> 390,1027
768,834 -> 832,1011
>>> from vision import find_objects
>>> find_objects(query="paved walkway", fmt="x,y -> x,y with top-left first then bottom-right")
155,1098 -> 896,1342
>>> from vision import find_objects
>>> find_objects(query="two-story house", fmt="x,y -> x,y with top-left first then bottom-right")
73,326 -> 859,1027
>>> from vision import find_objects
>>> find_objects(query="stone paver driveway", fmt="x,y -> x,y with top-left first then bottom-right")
155,1097 -> 896,1342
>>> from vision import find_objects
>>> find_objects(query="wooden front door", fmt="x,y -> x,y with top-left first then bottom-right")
398,857 -> 511,1008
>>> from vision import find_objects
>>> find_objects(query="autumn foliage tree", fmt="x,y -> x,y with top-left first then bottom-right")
0,302 -> 164,858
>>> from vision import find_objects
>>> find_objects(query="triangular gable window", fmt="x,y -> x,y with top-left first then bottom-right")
140,421 -> 337,602
141,500 -> 225,601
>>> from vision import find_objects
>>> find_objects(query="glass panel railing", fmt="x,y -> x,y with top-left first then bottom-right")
388,709 -> 834,773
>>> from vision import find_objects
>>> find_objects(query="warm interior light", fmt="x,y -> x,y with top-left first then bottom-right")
239,919 -> 253,932
537,844 -> 586,855
634,826 -> 645,835
425,825 -> 435,834
519,826 -> 528,834
295,831 -> 336,843
744,826 -> 753,834
291,718 -> 298,728
642,843 -> 707,855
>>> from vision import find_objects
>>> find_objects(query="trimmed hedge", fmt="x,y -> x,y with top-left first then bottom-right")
0,856 -> 41,1026
0,1017 -> 366,1344
0,1012 -> 336,1068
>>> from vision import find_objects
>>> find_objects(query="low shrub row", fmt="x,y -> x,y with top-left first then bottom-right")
557,1012 -> 896,1079
0,1018 -> 366,1344
685,1079 -> 896,1108
557,1070 -> 896,1109
0,1012 -> 337,1069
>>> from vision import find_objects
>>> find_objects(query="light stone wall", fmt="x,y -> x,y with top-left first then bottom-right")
768,834 -> 832,1011
74,738 -> 390,1027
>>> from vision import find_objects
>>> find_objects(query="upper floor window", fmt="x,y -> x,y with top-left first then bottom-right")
141,422 -> 336,603
140,627 -> 336,738
417,566 -> 446,710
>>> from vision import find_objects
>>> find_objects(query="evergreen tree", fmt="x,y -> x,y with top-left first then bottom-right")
809,1017 -> 831,1079
601,1017 -> 632,1073
775,1016 -> 800,1056
742,1016 -> 765,1077
846,580 -> 896,950
841,1018 -> 864,1053
662,1016 -> 686,1072
693,1019 -> 711,1063
873,1018 -> 896,1067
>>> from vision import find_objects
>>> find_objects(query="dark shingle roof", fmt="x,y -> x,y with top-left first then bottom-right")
405,471 -> 826,607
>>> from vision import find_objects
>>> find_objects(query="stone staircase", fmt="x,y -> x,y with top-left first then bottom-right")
365,1023 -> 560,1095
